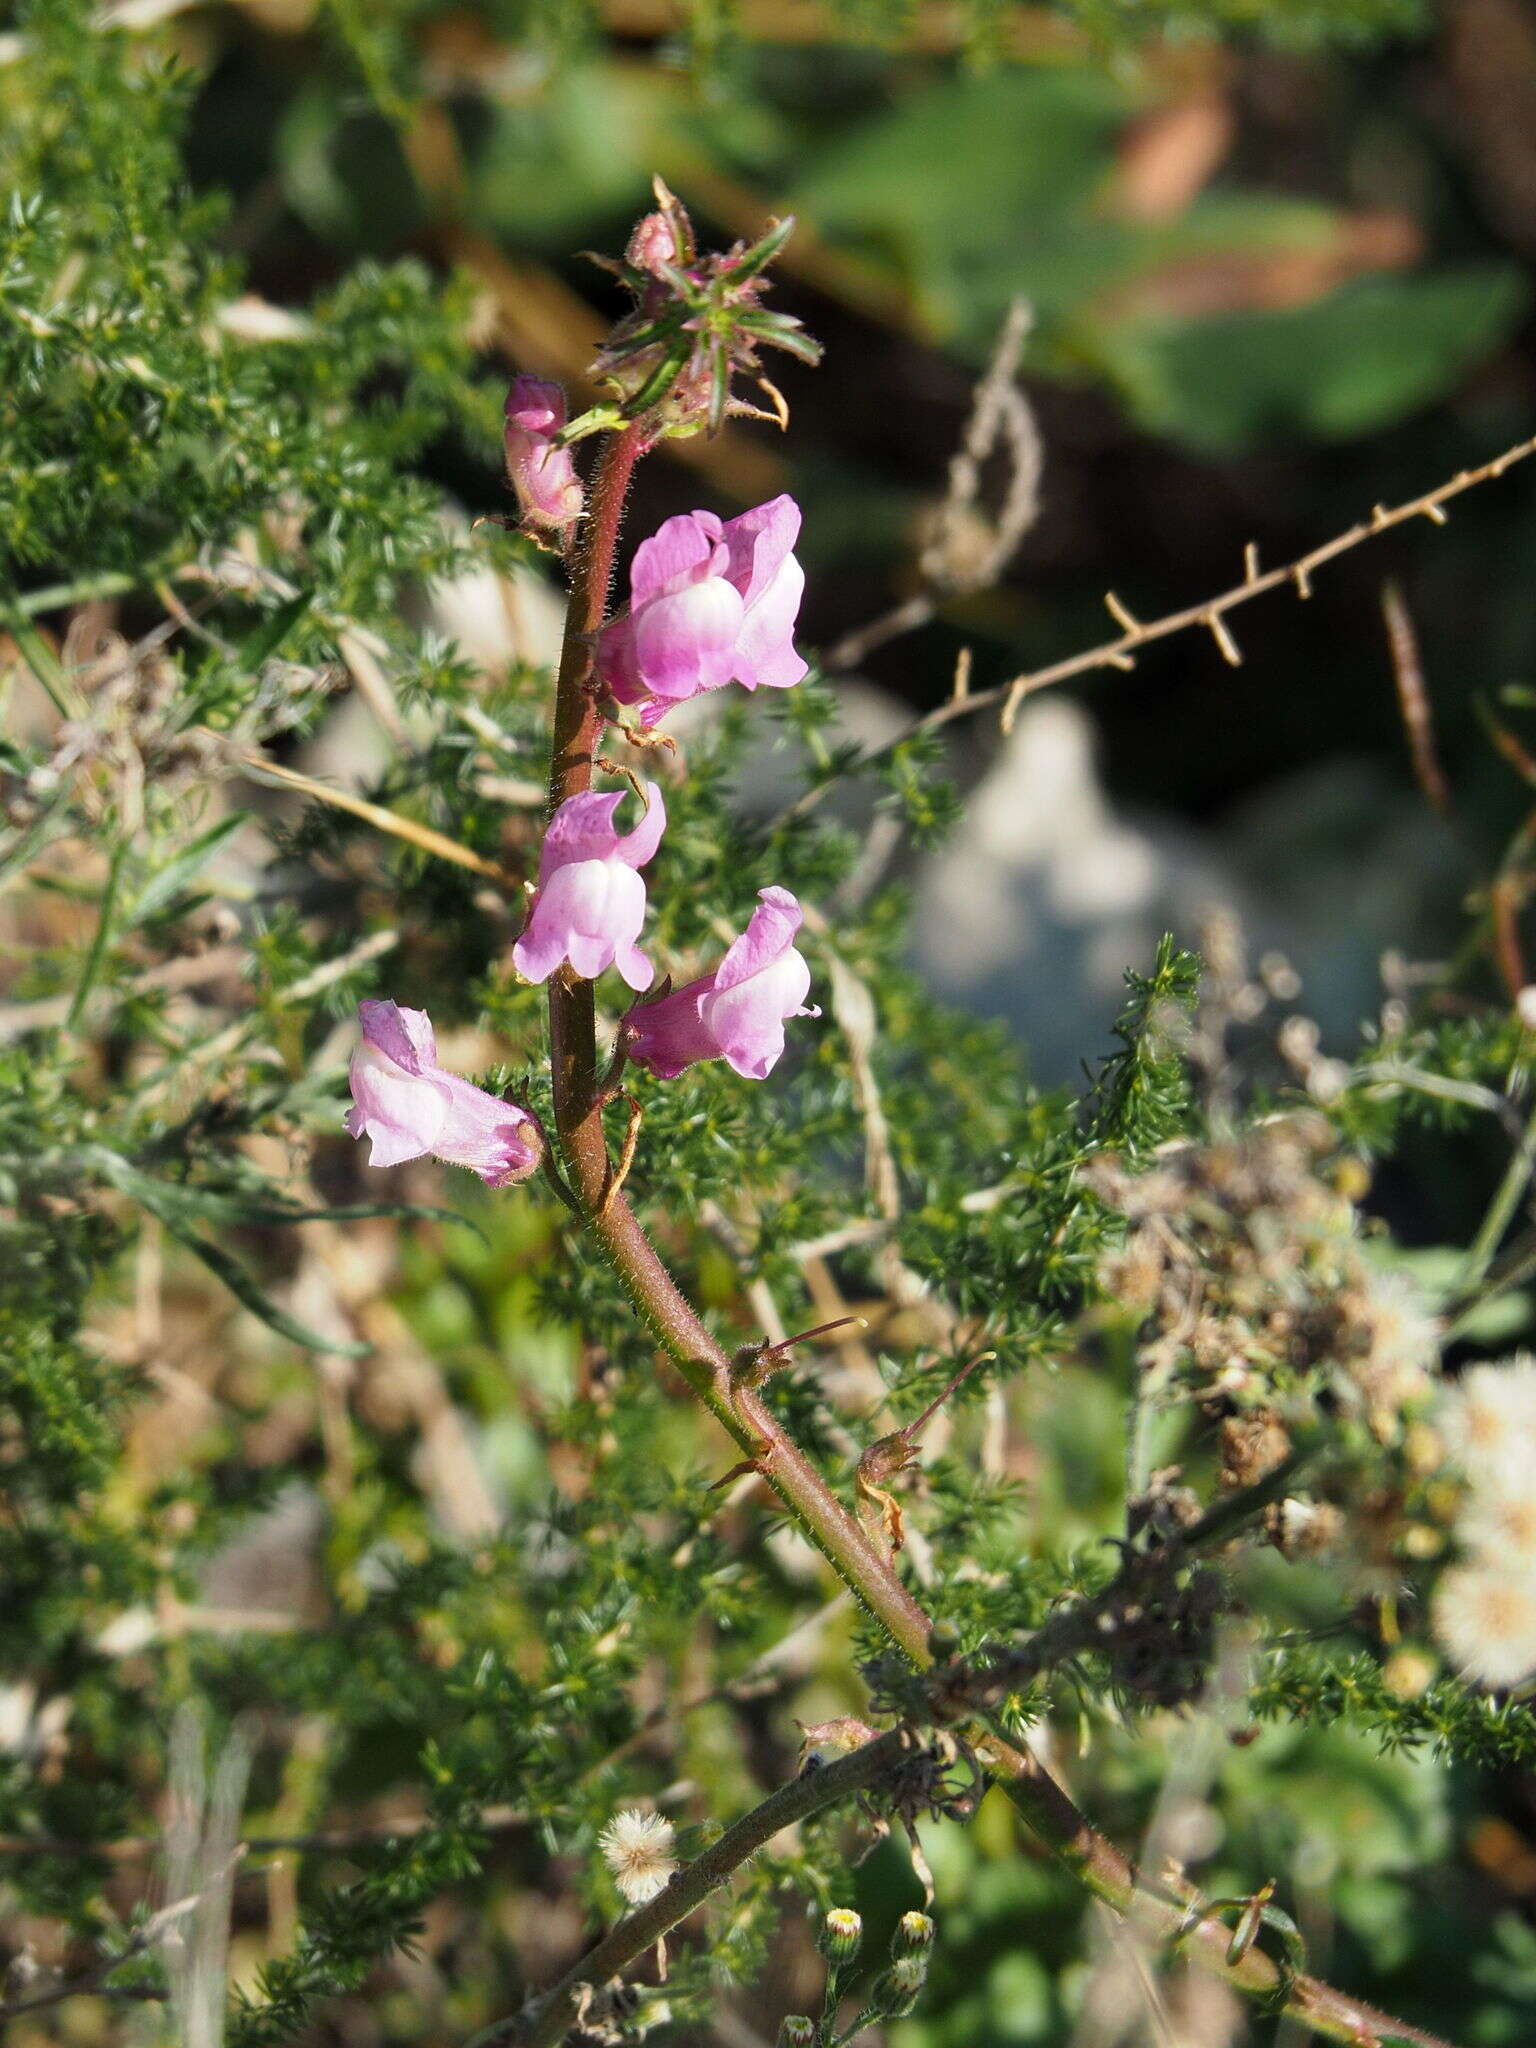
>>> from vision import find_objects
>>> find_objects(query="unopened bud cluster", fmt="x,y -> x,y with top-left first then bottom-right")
818,1907 -> 862,1964
807,1905 -> 936,2033
590,175 -> 820,441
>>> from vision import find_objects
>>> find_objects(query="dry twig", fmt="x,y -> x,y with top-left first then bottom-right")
784,429 -> 1536,831
827,298 -> 1040,672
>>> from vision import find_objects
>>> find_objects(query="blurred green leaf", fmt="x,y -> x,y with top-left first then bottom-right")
794,68 -> 1134,341
1095,265 -> 1528,450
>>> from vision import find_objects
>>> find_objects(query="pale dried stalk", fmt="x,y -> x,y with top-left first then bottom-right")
827,297 -> 1040,672
1381,580 -> 1450,817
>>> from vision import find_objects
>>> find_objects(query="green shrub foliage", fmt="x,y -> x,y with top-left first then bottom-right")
4,6 -> 1536,2047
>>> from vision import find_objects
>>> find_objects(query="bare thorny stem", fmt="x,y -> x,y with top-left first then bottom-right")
524,428 -> 1461,2048
783,427 -> 1536,828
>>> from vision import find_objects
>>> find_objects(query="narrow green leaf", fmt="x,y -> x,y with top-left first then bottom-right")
236,593 -> 312,670
3,609 -> 82,718
159,1218 -> 370,1357
732,213 -> 796,280
83,1146 -> 484,1242
0,789 -> 71,886
65,844 -> 125,1032
624,344 -> 691,418
130,811 -> 253,925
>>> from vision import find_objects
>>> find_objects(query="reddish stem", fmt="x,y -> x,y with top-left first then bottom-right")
532,428 -> 1459,2048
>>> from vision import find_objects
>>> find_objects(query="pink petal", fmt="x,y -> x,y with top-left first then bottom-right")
718,495 -> 802,608
732,552 -> 807,692
624,978 -> 717,1078
615,781 -> 666,869
435,1075 -> 543,1186
596,615 -> 646,704
348,1042 -> 450,1165
701,948 -> 812,1081
614,937 -> 656,993
505,376 -> 565,435
712,887 -> 804,992
504,379 -> 582,532
358,998 -> 436,1075
629,511 -> 722,605
514,441 -> 584,529
513,859 -> 651,986
632,578 -> 744,697
539,790 -> 627,878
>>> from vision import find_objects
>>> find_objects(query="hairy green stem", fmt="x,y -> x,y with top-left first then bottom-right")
528,428 -> 1460,2048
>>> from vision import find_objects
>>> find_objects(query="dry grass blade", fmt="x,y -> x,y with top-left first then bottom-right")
229,747 -> 524,893
1381,580 -> 1450,817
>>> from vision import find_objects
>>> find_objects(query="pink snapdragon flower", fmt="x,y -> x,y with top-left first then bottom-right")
597,495 -> 808,727
512,783 -> 666,990
346,1000 -> 541,1187
504,376 -> 584,538
624,887 -> 816,1081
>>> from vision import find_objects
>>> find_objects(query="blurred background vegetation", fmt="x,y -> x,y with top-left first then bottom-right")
8,1 -> 1536,2044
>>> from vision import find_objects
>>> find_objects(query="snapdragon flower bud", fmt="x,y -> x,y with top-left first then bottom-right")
818,1907 -> 862,1964
503,375 -> 584,541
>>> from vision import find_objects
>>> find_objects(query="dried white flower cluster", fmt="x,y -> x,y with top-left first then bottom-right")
1434,1356 -> 1536,1689
1093,1119 -> 1442,1449
598,1807 -> 678,1905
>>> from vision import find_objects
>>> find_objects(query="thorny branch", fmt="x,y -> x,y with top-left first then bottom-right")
787,428 -> 1536,825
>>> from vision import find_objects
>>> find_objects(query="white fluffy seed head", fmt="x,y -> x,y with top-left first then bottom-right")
1459,1490 -> 1536,1564
1360,1270 -> 1440,1408
598,1808 -> 677,1905
1433,1561 -> 1536,1689
1439,1357 -> 1536,1480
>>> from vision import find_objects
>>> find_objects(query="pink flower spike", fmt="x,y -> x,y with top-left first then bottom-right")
624,887 -> 817,1082
512,783 -> 666,991
346,1000 -> 541,1188
504,376 -> 585,539
597,495 -> 808,725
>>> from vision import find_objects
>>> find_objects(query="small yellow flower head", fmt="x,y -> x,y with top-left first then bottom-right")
598,1808 -> 677,1906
